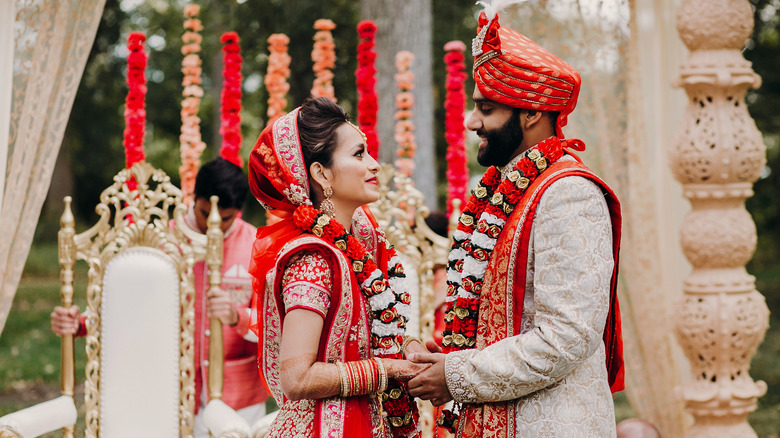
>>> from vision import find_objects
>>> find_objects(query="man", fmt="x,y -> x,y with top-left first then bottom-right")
407,4 -> 624,437
51,158 -> 268,436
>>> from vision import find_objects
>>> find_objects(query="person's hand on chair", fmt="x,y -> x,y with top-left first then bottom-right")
51,305 -> 81,336
207,288 -> 238,326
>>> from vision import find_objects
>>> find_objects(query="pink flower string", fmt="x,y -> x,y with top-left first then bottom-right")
219,31 -> 244,168
265,33 -> 291,126
311,19 -> 336,102
355,20 -> 380,160
179,4 -> 205,204
444,40 -> 469,217
394,51 -> 416,177
124,31 -> 148,191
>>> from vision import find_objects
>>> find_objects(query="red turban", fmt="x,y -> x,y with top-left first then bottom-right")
472,11 -> 581,138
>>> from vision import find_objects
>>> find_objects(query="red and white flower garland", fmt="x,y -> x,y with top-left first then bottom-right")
311,19 -> 337,102
356,20 -> 380,160
179,4 -> 205,204
394,51 -> 416,177
438,138 -> 566,430
443,41 -> 469,218
219,31 -> 244,168
292,205 -> 421,436
265,34 -> 291,126
124,31 -> 147,179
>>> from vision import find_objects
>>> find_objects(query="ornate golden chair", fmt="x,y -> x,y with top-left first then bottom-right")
0,163 -> 249,438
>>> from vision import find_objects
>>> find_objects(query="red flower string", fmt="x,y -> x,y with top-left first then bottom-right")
356,20 -> 380,160
265,34 -> 291,126
394,51 -> 416,177
179,4 -> 205,204
311,19 -> 337,102
123,31 -> 147,192
444,41 -> 469,218
219,32 -> 244,168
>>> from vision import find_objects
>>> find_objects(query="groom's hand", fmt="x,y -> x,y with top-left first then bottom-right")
407,352 -> 452,406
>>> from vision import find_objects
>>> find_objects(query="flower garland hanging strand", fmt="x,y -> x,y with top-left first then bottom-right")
179,4 -> 205,204
124,31 -> 148,191
311,19 -> 337,102
443,41 -> 469,218
356,20 -> 380,160
219,32 -> 244,168
394,51 -> 416,177
265,33 -> 291,126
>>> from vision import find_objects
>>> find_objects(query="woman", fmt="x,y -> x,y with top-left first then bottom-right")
248,97 -> 427,437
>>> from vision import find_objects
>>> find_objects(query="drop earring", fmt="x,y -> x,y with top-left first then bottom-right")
320,186 -> 335,218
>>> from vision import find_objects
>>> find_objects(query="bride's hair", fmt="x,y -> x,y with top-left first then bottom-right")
297,97 -> 350,170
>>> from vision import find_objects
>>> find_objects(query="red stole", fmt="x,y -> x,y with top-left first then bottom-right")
459,159 -> 624,438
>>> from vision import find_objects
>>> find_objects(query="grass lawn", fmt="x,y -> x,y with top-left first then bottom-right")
1,244 -> 778,436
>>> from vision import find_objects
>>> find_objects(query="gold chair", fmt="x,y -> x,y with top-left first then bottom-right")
0,162 -> 249,438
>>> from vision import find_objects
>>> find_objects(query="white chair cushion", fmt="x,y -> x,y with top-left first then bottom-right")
0,395 -> 77,437
100,248 -> 181,437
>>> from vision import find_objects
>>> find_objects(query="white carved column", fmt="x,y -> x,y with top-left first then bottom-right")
671,1 -> 770,437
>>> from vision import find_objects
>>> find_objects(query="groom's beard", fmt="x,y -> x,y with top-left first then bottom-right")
476,111 -> 524,167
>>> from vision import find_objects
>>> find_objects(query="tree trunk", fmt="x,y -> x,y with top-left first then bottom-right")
360,0 -> 437,208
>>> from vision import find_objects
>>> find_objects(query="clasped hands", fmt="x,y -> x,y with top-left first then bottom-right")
399,339 -> 453,407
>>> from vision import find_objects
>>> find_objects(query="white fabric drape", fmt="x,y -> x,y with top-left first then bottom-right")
0,0 -> 106,335
0,1 -> 15,219
503,0 -> 690,435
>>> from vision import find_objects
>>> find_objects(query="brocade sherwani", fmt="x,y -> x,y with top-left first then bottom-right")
444,156 -> 619,437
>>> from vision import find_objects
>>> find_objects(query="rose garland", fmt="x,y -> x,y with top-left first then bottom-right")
124,31 -> 148,191
292,205 -> 421,436
439,137 -> 566,431
179,4 -> 205,204
356,20 -> 380,160
311,19 -> 337,102
265,33 -> 291,126
219,31 -> 244,168
394,51 -> 416,177
443,41 -> 469,218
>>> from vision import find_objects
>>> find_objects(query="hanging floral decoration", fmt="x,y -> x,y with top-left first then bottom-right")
443,40 -> 469,218
265,33 -> 291,126
356,20 -> 380,160
124,31 -> 148,191
179,4 -> 205,204
393,51 -> 416,177
219,31 -> 244,168
311,19 -> 337,102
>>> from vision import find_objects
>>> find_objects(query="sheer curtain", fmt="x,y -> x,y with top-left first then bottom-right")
504,0 -> 690,435
0,0 -> 106,335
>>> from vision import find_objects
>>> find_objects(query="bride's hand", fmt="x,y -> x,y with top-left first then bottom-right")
381,358 -> 431,382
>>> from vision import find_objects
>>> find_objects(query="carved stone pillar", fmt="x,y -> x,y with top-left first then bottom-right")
671,1 -> 770,437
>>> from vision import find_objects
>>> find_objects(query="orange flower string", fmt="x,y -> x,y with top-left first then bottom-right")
124,31 -> 147,191
311,19 -> 336,102
265,34 -> 291,126
394,51 -> 416,177
179,4 -> 205,204
444,40 -> 469,217
219,31 -> 244,168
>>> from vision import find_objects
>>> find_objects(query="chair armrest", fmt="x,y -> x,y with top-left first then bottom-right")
202,399 -> 251,438
250,410 -> 278,438
0,396 -> 77,438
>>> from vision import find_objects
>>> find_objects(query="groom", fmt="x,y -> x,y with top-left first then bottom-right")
407,4 -> 624,437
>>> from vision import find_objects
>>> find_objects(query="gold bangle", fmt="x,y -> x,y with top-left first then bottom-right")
401,336 -> 421,355
336,362 -> 349,397
373,357 -> 387,393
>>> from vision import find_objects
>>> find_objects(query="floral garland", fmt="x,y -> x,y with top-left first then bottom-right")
292,204 -> 421,437
219,31 -> 244,168
179,4 -> 205,205
394,51 -> 416,177
265,33 -> 291,126
439,137 -> 566,431
311,19 -> 337,102
443,41 -> 469,218
356,20 -> 380,160
124,32 -> 147,177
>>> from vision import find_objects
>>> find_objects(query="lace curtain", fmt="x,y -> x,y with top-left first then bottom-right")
503,0 -> 690,435
0,0 -> 106,334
